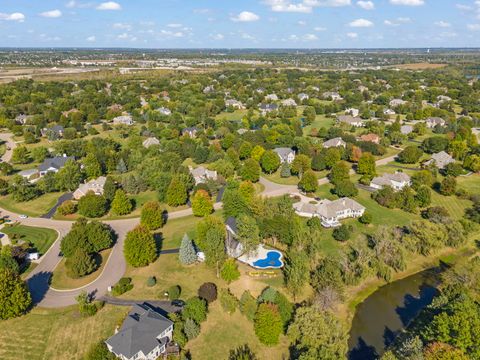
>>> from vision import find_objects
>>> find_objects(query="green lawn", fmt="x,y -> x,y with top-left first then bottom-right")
215,109 -> 248,122
0,305 -> 128,360
303,114 -> 334,135
2,224 -> 57,255
0,192 -> 62,217
430,191 -> 472,220
264,170 -> 300,185
458,174 -> 480,194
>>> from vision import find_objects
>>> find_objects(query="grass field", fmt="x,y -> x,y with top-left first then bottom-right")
215,109 -> 248,122
50,248 -> 112,290
0,305 -> 128,360
0,192 -> 61,217
303,114 -> 334,135
458,174 -> 480,194
2,224 -> 57,255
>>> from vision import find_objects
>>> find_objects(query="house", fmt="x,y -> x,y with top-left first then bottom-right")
370,172 -> 411,191
38,155 -> 74,176
143,137 -> 160,148
293,197 -> 365,227
73,176 -> 107,200
225,217 -> 244,258
437,95 -> 452,103
337,115 -> 364,127
358,133 -> 380,144
281,98 -> 297,107
27,252 -> 40,261
225,99 -> 245,109
389,99 -> 407,107
189,166 -> 218,185
400,125 -> 414,135
41,125 -> 65,139
358,85 -> 369,93
105,303 -> 173,360
156,107 -> 171,116
425,117 -> 446,129
182,127 -> 198,138
298,93 -> 309,101
322,92 -> 343,101
273,147 -> 295,164
259,103 -> 278,115
384,109 -> 396,116
323,137 -> 346,149
15,114 -> 31,125
345,108 -> 360,117
265,93 -> 278,101
18,169 -> 39,181
424,151 -> 455,169
113,115 -> 134,126
203,85 -> 214,94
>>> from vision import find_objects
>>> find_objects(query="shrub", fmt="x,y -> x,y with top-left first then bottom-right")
439,176 -> 457,196
239,291 -> 258,321
57,200 -> 77,216
332,225 -> 352,242
77,192 -> 107,218
198,282 -> 217,303
123,225 -> 157,267
111,277 -> 133,296
168,285 -> 181,300
258,287 -> 278,303
254,303 -> 283,345
182,297 -> 208,324
228,344 -> 258,360
140,201 -> 165,230
146,276 -> 156,287
221,259 -> 240,284
219,288 -> 238,314
359,212 -> 372,224
83,341 -> 116,360
184,318 -> 200,340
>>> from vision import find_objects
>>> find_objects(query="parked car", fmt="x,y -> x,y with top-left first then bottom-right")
19,214 -> 28,219
171,299 -> 185,307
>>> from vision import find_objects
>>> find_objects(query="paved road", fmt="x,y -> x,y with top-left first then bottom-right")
0,132 -> 17,162
101,296 -> 182,314
41,192 -> 73,219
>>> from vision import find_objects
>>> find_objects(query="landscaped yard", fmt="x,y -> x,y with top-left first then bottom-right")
0,305 -> 128,360
50,248 -> 112,290
2,224 -> 57,255
0,192 -> 62,217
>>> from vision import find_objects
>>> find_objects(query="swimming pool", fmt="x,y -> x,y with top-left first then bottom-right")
252,250 -> 284,269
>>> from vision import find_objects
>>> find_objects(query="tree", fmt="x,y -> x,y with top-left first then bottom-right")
239,291 -> 258,321
11,146 -> 30,164
411,170 -> 434,190
83,153 -> 102,179
179,234 -> 197,265
166,176 -> 187,207
56,159 -> 83,191
288,307 -> 348,359
254,303 -> 283,345
167,285 -> 181,300
110,189 -> 132,216
196,215 -> 225,250
359,212 -> 373,224
440,176 -> 457,196
333,180 -> 358,197
298,170 -> 318,193
123,225 -> 157,267
237,214 -> 260,255
466,202 -> 480,224
77,192 -> 107,218
240,159 -> 260,182
65,248 -> 97,278
184,318 -> 200,340
415,186 -> 431,208
198,282 -> 217,303
204,225 -> 227,277
280,161 -> 291,178
333,225 -> 352,242
140,201 -> 164,230
182,297 -> 208,323
0,253 -> 20,274
221,258 -> 240,283
103,176 -> 117,202
397,146 -> 423,164
228,344 -> 258,360
260,150 -> 281,174
284,250 -> 309,299
219,288 -> 238,314
329,161 -> 350,185
83,341 -> 116,360
464,154 -> 480,173
357,152 -> 376,179
291,154 -> 311,176
0,269 -> 31,320
192,189 -> 213,217
250,145 -> 265,162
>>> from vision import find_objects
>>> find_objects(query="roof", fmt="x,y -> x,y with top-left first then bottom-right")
225,217 -> 238,234
337,115 -> 363,125
273,147 -> 294,158
75,177 -> 106,196
426,117 -> 445,125
323,137 -> 346,148
19,169 -> 39,177
359,133 -> 380,142
143,137 -> 160,148
105,303 -> 172,359
371,172 -> 411,187
427,151 -> 454,168
189,166 -> 216,179
38,156 -> 74,172
317,198 -> 365,218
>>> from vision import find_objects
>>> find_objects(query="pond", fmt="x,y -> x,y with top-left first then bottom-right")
348,267 -> 442,359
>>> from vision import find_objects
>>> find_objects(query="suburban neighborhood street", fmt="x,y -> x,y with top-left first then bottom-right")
0,132 -> 17,163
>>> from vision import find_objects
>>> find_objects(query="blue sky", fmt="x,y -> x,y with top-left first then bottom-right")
0,0 -> 479,48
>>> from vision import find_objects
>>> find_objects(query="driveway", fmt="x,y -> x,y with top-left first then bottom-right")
101,296 -> 182,314
0,132 -> 17,163
41,192 -> 73,219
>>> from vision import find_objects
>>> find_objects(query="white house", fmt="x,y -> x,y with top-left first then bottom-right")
156,107 -> 172,116
424,151 -> 455,169
273,147 -> 295,164
322,137 -> 347,149
189,166 -> 218,185
105,303 -> 173,360
142,137 -> 160,148
337,115 -> 364,127
73,177 -> 107,200
112,115 -> 134,126
345,108 -> 360,117
259,103 -> 278,115
293,197 -> 365,228
323,92 -> 343,101
182,127 -> 198,138
400,125 -> 414,135
298,93 -> 309,101
225,99 -> 245,109
370,172 -> 411,191
265,93 -> 278,101
389,99 -> 407,107
384,109 -> 396,116
281,98 -> 297,107
425,117 -> 446,128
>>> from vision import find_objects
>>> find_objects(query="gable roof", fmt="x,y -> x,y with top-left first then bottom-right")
323,137 -> 346,148
371,172 -> 410,187
105,303 -> 172,359
273,147 -> 294,159
38,156 -> 74,172
316,198 -> 365,218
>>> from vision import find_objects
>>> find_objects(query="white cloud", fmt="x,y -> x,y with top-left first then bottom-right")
435,21 -> 451,28
456,4 -> 472,11
231,11 -> 260,22
314,26 -> 327,31
0,12 -> 26,22
305,0 -> 351,6
384,17 -> 411,26
86,35 -> 96,42
389,0 -> 424,6
263,0 -> 313,13
347,32 -> 358,38
298,20 -> 307,25
40,9 -> 62,18
357,1 -> 375,9
160,30 -> 186,38
113,22 -> 132,30
349,18 -> 374,27
240,32 -> 256,40
66,1 -> 94,9
117,32 -> 137,41
96,1 -> 121,10
211,33 -> 225,40
467,24 -> 480,30
167,23 -> 183,28
303,33 -> 318,40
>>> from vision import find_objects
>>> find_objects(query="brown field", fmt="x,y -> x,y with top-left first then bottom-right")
393,63 -> 448,70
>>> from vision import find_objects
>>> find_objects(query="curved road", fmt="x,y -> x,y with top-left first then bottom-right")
0,132 -> 17,163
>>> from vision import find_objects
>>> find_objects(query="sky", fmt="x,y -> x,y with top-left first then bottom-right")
0,0 -> 480,48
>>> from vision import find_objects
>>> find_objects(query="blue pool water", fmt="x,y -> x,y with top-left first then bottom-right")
252,251 -> 283,269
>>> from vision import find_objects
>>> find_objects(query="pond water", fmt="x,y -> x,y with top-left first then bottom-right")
348,268 -> 442,359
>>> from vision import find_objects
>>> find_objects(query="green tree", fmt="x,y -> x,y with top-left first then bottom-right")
179,234 -> 197,265
298,170 -> 318,193
237,214 -> 260,255
291,154 -> 311,176
184,318 -> 200,340
56,159 -> 83,191
250,145 -> 265,162
398,146 -> 423,164
166,176 -> 187,207
110,189 -> 132,216
221,258 -> 240,283
83,153 -> 102,179
415,186 -> 432,208
191,189 -> 213,217
183,297 -> 208,323
284,250 -> 309,300
103,176 -> 117,202
332,224 -> 352,242
357,152 -> 376,179
240,159 -> 261,183
77,192 -> 107,218
254,303 -> 283,345
333,180 -> 358,197
239,291 -> 258,321
440,176 -> 457,196
123,225 -> 157,267
83,341 -> 116,360
260,150 -> 281,174
65,248 -> 97,278
204,225 -> 227,277
411,170 -> 434,190
228,344 -> 258,360
329,161 -> 350,186
11,146 -> 30,164
0,269 -> 32,320
280,161 -> 291,178
140,201 -> 164,230
219,288 -> 238,314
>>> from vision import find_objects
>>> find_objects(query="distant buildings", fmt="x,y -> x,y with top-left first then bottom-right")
337,115 -> 364,127
273,148 -> 295,164
400,125 -> 414,135
424,151 -> 455,169
425,117 -> 446,128
156,107 -> 172,116
259,103 -> 278,115
112,115 -> 134,126
281,98 -> 297,107
370,172 -> 411,191
323,137 -> 346,149
265,93 -> 278,101
225,99 -> 245,109
389,99 -> 407,107
358,133 -> 380,144
182,127 -> 199,138
322,92 -> 343,101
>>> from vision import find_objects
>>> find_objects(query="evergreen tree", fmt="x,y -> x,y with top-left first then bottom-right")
103,176 -> 117,202
140,201 -> 164,230
179,234 -> 197,265
191,189 -> 213,217
83,153 -> 102,179
65,248 -> 97,278
0,269 -> 32,320
280,161 -> 291,178
237,214 -> 260,255
221,258 -> 241,283
110,189 -> 133,216
166,176 -> 187,207
124,226 -> 157,267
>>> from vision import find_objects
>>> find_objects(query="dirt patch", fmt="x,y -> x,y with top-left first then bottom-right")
393,63 -> 447,70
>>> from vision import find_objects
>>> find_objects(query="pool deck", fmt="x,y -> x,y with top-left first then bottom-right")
237,244 -> 284,269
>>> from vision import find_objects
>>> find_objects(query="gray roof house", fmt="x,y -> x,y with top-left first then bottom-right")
105,303 -> 173,360
322,137 -> 347,149
113,115 -> 134,126
182,127 -> 199,138
259,103 -> 278,115
189,166 -> 218,185
425,117 -> 446,128
143,137 -> 160,148
273,147 -> 295,164
370,172 -> 411,191
400,125 -> 414,135
337,115 -> 364,127
225,217 -> 244,258
38,155 -> 74,175
424,151 -> 455,169
41,125 -> 65,139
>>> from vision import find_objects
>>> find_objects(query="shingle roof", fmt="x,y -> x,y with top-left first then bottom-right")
38,156 -> 74,172
371,172 -> 410,187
